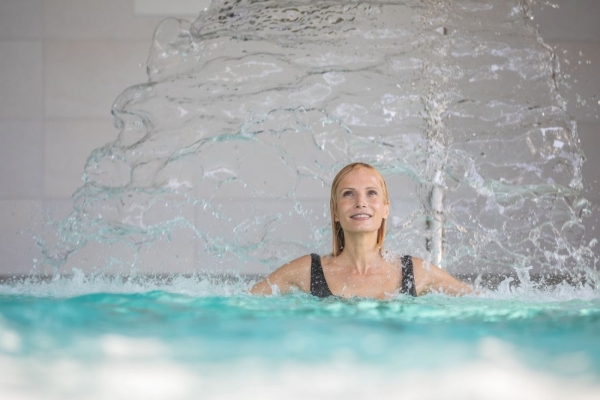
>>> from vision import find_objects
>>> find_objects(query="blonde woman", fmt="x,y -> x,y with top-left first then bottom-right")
251,162 -> 472,298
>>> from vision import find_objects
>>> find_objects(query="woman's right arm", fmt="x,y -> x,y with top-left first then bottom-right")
250,255 -> 311,295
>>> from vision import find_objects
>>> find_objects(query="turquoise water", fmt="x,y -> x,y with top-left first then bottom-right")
1,276 -> 599,399
7,1 -> 598,398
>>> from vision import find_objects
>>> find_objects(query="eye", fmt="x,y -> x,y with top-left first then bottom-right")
342,190 -> 353,197
368,190 -> 378,196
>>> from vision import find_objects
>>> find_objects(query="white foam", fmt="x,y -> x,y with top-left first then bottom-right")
0,336 -> 598,400
1,269 -> 599,303
0,270 -> 253,298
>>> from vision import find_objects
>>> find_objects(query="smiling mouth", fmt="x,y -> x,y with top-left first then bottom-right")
350,213 -> 372,219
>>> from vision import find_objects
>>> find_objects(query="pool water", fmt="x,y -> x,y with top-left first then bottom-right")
1,275 -> 599,399
6,1 -> 598,398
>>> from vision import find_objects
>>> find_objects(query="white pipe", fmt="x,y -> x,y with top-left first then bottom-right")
430,182 -> 444,267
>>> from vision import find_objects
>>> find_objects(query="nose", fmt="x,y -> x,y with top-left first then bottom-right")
355,193 -> 367,207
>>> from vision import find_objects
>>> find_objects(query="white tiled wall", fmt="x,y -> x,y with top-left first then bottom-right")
0,0 -> 598,275
44,41 -> 149,118
45,0 -> 165,39
0,200 -> 44,274
0,0 -> 43,39
0,0 -> 197,274
43,119 -> 117,197
534,1 -> 600,201
0,121 -> 44,198
0,41 -> 43,118
134,0 -> 211,16
533,0 -> 600,43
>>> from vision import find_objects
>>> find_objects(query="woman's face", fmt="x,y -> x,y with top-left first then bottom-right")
334,167 -> 389,235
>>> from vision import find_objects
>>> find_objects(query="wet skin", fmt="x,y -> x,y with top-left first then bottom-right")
251,167 -> 472,298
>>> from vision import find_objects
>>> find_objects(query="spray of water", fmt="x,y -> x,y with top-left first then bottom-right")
35,0 -> 597,292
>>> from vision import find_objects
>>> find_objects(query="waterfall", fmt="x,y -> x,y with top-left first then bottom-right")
40,0 -> 596,287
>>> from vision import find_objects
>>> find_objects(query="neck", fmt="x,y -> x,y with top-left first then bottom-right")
338,231 -> 382,274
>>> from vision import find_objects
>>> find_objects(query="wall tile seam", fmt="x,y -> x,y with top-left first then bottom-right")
542,39 -> 600,45
42,193 -> 81,202
38,17 -> 48,207
0,39 -> 44,44
20,195 -> 598,204
0,118 -> 44,124
42,38 -> 156,43
0,196 -> 45,202
43,117 -> 116,122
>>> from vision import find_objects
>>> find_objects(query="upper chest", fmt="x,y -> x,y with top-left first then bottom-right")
320,260 -> 402,299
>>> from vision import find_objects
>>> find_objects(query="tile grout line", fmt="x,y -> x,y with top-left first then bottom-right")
41,0 -> 48,209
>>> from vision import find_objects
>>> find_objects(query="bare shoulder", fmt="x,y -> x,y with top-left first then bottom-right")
411,256 -> 472,296
276,254 -> 313,278
410,256 -> 427,272
410,256 -> 429,289
249,254 -> 312,295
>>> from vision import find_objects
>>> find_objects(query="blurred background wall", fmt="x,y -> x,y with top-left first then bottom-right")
0,0 -> 598,275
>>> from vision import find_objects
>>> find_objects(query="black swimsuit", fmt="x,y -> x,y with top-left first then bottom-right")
309,253 -> 417,298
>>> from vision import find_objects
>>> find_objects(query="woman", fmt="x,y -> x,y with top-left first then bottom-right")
250,162 -> 472,298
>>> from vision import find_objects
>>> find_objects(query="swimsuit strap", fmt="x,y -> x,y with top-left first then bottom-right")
401,255 -> 417,297
310,253 -> 333,298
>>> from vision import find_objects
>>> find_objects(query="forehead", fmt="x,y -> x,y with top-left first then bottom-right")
338,167 -> 382,189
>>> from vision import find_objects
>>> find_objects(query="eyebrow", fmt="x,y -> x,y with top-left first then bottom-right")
340,186 -> 379,191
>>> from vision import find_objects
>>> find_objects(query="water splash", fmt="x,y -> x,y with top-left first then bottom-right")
38,0 -> 597,289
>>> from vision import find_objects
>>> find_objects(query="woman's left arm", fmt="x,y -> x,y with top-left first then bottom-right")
412,257 -> 473,296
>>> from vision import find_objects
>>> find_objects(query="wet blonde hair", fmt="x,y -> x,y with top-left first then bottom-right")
330,162 -> 390,256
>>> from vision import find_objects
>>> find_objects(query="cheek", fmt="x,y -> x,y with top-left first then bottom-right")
370,199 -> 384,208
374,200 -> 389,215
337,198 -> 351,209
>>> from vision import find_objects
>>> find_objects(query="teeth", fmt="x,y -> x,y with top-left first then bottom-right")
352,214 -> 370,218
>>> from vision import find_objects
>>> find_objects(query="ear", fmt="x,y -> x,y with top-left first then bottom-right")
383,203 -> 390,220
